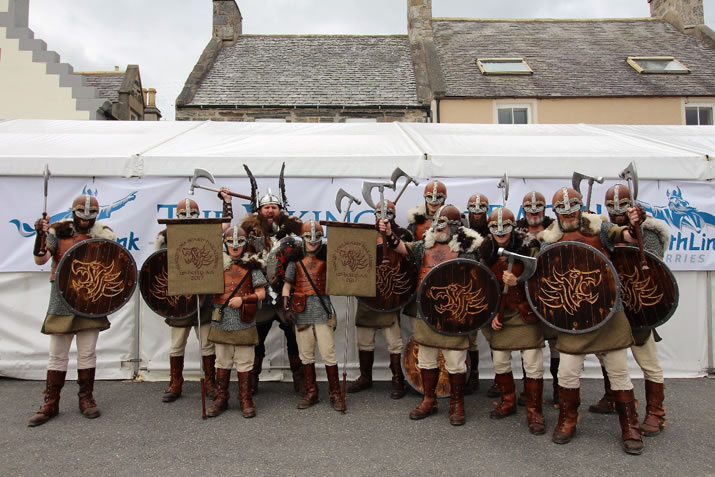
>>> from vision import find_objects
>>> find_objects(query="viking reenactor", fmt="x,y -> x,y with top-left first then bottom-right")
28,194 -> 116,427
538,187 -> 644,455
155,195 -> 231,403
282,220 -> 341,410
349,200 -> 412,399
206,226 -> 267,418
407,180 -> 447,241
587,183 -> 671,436
240,182 -> 304,395
479,207 -> 546,435
380,204 -> 483,426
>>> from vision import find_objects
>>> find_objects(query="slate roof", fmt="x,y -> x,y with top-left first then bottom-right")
432,18 -> 715,98
79,73 -> 124,103
188,35 -> 422,107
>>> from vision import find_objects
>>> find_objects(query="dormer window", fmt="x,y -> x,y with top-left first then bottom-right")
627,56 -> 690,74
476,58 -> 533,75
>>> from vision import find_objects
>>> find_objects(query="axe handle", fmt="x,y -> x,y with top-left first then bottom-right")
393,182 -> 411,205
381,233 -> 390,264
226,191 -> 252,201
633,224 -> 650,271
35,212 -> 48,257
495,259 -> 513,327
195,183 -> 252,201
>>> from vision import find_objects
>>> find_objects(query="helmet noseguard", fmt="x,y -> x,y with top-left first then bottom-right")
552,187 -> 583,215
424,181 -> 447,206
72,194 -> 99,220
258,188 -> 283,209
374,200 -> 396,221
522,191 -> 546,214
300,219 -> 324,245
605,184 -> 632,216
431,204 -> 462,231
488,207 -> 515,236
176,198 -> 200,219
467,193 -> 489,214
223,225 -> 247,249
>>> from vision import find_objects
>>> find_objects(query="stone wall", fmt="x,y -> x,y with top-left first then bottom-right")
649,0 -> 704,27
176,107 -> 428,123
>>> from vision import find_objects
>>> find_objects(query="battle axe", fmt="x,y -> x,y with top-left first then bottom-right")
572,171 -> 604,212
335,188 -> 362,222
390,167 -> 419,205
497,173 -> 509,206
33,164 -> 51,257
619,162 -> 648,270
188,168 -> 252,201
494,248 -> 536,326
362,180 -> 396,264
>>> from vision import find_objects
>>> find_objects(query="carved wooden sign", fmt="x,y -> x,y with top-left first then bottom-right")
358,243 -> 417,312
323,222 -> 376,297
139,249 -> 196,320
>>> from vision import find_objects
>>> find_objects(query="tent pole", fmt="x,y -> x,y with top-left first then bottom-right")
707,271 -> 714,376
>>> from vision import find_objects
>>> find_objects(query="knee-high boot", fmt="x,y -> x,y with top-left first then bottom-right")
389,353 -> 406,399
207,368 -> 231,417
448,373 -> 466,426
348,350 -> 373,393
524,377 -> 545,435
640,380 -> 666,436
238,370 -> 256,418
325,364 -> 342,411
409,368 -> 439,420
202,355 -> 217,400
297,363 -> 319,409
490,372 -> 517,419
77,368 -> 100,419
614,389 -> 644,455
162,356 -> 184,403
288,354 -> 306,395
28,370 -> 66,427
464,351 -> 480,395
552,386 -> 580,444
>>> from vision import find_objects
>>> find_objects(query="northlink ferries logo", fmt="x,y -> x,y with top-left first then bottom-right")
641,187 -> 715,233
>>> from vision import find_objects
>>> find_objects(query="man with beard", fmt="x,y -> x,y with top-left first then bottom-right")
539,187 -> 645,455
587,184 -> 670,437
348,200 -> 412,399
28,194 -> 117,427
407,180 -> 447,241
380,205 -> 483,426
240,189 -> 304,395
479,207 -> 546,435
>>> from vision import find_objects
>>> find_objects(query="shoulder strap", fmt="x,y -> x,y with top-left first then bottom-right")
297,259 -> 331,315
219,268 -> 252,314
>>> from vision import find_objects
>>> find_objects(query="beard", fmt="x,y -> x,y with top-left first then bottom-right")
526,213 -> 543,226
434,230 -> 451,243
558,216 -> 580,232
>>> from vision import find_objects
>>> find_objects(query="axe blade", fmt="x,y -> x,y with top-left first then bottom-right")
361,181 -> 394,211
498,248 -> 537,282
618,161 -> 639,200
497,172 -> 509,205
335,188 -> 361,214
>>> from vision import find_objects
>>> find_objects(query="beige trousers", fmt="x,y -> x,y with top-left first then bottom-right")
630,334 -> 664,383
47,329 -> 99,371
418,345 -> 467,374
559,349 -> 633,391
169,323 -> 215,357
356,320 -> 403,354
216,343 -> 255,372
493,348 -> 545,379
296,323 -> 337,366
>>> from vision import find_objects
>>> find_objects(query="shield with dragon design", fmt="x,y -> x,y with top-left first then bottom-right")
401,337 -> 471,398
526,241 -> 619,334
139,249 -> 196,320
610,246 -> 679,330
358,244 -> 417,312
416,258 -> 501,336
55,238 -> 137,318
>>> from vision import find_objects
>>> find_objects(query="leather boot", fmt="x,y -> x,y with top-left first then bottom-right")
162,356 -> 184,403
552,386 -> 580,444
486,380 -> 500,398
297,363 -> 319,409
389,353 -> 406,399
490,372 -> 517,419
250,357 -> 262,395
550,357 -> 560,405
238,370 -> 256,418
464,351 -> 480,395
524,377 -> 545,435
77,368 -> 100,419
409,368 -> 439,420
202,355 -> 217,400
517,361 -> 526,406
325,364 -> 342,411
614,389 -> 644,455
588,366 -> 615,414
28,370 -> 66,427
348,350 -> 373,393
207,368 -> 231,417
448,373 -> 466,426
288,354 -> 306,395
641,380 -> 666,436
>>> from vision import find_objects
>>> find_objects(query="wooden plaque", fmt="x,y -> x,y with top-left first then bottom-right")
164,220 -> 225,296
323,222 -> 377,297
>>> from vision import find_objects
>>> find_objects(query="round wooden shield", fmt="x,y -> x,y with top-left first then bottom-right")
610,246 -> 679,330
357,245 -> 417,312
55,238 -> 137,318
526,241 -> 619,334
416,258 -> 501,336
139,249 -> 196,320
401,337 -> 470,399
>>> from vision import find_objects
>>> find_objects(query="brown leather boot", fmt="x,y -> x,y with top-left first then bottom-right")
238,370 -> 256,418
28,370 -> 66,427
325,364 -> 342,411
641,380 -> 666,436
448,373 -> 466,426
389,353 -> 406,399
162,356 -> 184,403
464,351 -> 480,395
490,372 -> 517,419
250,357 -> 262,395
77,368 -> 100,419
207,368 -> 231,417
588,366 -> 615,414
614,389 -> 644,455
348,350 -> 373,393
288,354 -> 306,395
486,379 -> 500,398
524,377 -> 545,435
202,355 -> 217,400
409,368 -> 439,420
552,386 -> 580,444
297,363 -> 319,409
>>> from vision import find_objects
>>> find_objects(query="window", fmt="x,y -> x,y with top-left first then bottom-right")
627,56 -> 689,74
476,58 -> 533,75
498,106 -> 529,124
685,106 -> 713,125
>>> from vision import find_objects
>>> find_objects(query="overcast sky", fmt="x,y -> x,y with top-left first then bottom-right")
27,0 -> 715,120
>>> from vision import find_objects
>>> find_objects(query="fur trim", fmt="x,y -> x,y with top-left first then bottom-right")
516,215 -> 553,231
240,212 -> 303,249
407,204 -> 426,225
155,229 -> 167,251
223,251 -> 265,271
643,216 -> 671,251
478,228 -> 537,266
450,226 -> 484,254
581,214 -> 603,236
539,213 -> 602,244
423,227 -> 436,249
48,219 -> 115,241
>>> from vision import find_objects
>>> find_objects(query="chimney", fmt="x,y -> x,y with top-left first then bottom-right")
147,88 -> 157,107
213,0 -> 242,44
407,0 -> 445,105
649,0 -> 704,29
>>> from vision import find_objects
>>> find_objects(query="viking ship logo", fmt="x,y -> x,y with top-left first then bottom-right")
70,260 -> 124,302
376,262 -> 411,297
426,281 -> 488,324
151,267 -> 192,307
181,245 -> 214,269
540,268 -> 601,315
619,268 -> 663,313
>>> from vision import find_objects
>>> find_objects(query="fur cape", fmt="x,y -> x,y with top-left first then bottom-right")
49,219 -> 116,241
240,212 -> 303,249
155,228 -> 167,251
538,213 -> 602,245
423,225 -> 483,254
407,204 -> 427,225
478,228 -> 539,267
222,251 -> 265,271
